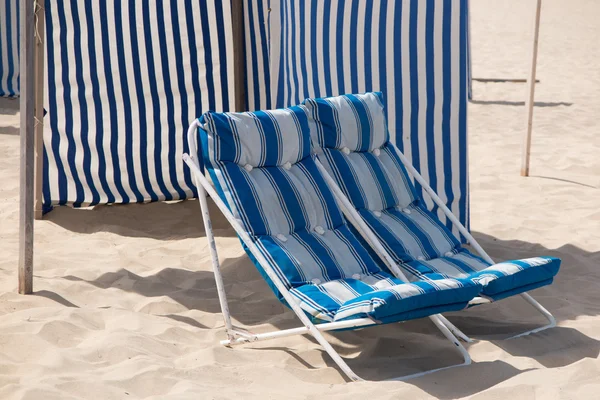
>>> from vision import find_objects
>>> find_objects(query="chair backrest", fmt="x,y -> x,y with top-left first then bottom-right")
303,92 -> 462,265
198,106 -> 384,299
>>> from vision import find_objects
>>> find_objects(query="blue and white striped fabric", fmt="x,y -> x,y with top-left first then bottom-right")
306,93 -> 561,301
42,0 -> 235,210
198,106 -> 481,323
0,0 -> 19,97
264,0 -> 470,241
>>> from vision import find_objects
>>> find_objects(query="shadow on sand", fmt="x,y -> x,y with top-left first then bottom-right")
38,200 -> 600,396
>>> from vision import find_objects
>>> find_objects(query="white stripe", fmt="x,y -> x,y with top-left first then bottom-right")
51,5 -> 79,203
328,0 -> 339,96
356,1 -> 367,94
314,0 -> 327,97
399,0 -> 411,156
433,1 -> 447,220
370,0 -> 381,92
450,0 -> 462,238
341,1 -> 352,94
416,0 -> 431,210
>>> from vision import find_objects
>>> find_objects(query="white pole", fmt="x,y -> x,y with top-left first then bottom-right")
521,0 -> 542,177
19,0 -> 36,294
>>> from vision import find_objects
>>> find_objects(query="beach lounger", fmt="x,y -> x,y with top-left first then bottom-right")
182,106 -> 484,381
304,92 -> 561,340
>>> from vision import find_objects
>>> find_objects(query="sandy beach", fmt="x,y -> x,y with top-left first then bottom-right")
1,0 -> 599,398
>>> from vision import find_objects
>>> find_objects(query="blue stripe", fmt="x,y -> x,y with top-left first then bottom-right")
348,0 -> 359,93
334,0 -> 345,94
70,0 -> 100,205
141,3 -> 171,200
5,0 -> 16,96
324,149 -> 367,209
321,2 -> 332,96
156,0 -> 186,200
113,0 -> 143,203
212,0 -> 231,111
197,3 -> 216,110
99,1 -> 130,203
253,111 -> 280,166
169,0 -> 196,195
346,94 -> 371,151
127,0 -> 158,201
84,0 -> 114,203
45,0 -> 68,204
57,0 -> 85,206
363,3 -> 373,92
362,154 -> 396,208
0,2 -> 4,96
442,0 -> 454,232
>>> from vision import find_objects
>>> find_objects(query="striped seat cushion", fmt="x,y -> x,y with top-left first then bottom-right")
304,92 -> 561,301
198,106 -> 481,322
290,271 -> 480,323
405,249 -> 561,301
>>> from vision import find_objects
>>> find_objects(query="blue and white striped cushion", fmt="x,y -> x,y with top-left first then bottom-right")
198,106 -> 481,321
305,92 -> 561,301
290,272 -> 478,323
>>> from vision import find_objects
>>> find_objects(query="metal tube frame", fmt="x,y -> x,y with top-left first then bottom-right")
183,120 -> 472,382
315,143 -> 555,341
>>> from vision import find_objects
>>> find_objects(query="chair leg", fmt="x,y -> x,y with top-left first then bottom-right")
505,293 -> 556,339
193,166 -> 235,342
436,315 -> 474,343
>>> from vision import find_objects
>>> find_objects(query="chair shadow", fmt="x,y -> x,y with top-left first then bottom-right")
62,253 -> 290,328
260,321 -> 528,398
46,198 -> 236,240
493,326 -> 600,368
47,200 -> 600,393
470,99 -> 573,107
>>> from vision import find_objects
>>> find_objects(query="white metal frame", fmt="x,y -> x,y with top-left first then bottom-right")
183,120 -> 473,382
314,143 -> 556,340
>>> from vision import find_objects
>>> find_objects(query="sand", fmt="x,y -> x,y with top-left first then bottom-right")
1,0 -> 599,398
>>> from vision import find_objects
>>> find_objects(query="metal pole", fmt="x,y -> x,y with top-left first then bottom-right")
19,0 -> 36,294
521,0 -> 542,177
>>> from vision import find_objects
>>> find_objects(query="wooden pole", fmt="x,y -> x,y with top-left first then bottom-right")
34,1 -> 45,220
231,0 -> 246,112
19,0 -> 35,294
521,0 -> 542,177
19,0 -> 36,294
